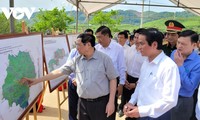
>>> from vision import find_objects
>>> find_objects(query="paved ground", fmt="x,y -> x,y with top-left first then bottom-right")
27,85 -> 126,120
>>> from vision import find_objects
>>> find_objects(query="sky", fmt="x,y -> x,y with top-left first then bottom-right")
0,0 -> 185,12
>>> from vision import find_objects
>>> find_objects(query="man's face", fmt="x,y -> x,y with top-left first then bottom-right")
197,41 -> 200,49
75,38 -> 87,55
96,32 -> 109,47
176,36 -> 196,56
165,33 -> 179,45
134,33 -> 140,50
118,34 -> 126,46
138,34 -> 153,56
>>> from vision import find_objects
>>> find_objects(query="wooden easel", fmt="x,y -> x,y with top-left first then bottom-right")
25,101 -> 37,120
56,80 -> 68,120
22,20 -> 29,34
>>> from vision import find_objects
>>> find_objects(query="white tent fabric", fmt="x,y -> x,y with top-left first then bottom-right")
170,0 -> 200,16
66,0 -> 200,16
66,0 -> 124,16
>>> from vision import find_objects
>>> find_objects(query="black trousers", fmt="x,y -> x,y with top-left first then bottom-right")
190,88 -> 198,120
78,95 -> 110,120
120,74 -> 138,120
119,74 -> 138,110
138,109 -> 171,120
171,96 -> 194,120
68,80 -> 78,120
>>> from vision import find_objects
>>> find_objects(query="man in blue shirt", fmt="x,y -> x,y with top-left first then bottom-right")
170,30 -> 200,120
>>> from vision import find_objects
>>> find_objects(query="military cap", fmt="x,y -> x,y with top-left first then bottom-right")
165,20 -> 185,33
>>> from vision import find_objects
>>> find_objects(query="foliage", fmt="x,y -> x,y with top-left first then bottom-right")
90,10 -> 122,30
0,13 -> 23,34
0,13 -> 9,34
32,8 -> 74,33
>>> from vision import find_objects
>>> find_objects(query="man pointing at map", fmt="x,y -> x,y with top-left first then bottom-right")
20,33 -> 118,120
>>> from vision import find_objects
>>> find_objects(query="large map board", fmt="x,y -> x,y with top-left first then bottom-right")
0,33 -> 43,120
43,35 -> 70,92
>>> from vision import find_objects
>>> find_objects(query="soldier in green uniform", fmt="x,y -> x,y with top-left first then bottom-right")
162,20 -> 185,56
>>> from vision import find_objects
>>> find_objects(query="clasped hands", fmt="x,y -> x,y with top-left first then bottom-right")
123,103 -> 140,118
124,80 -> 136,90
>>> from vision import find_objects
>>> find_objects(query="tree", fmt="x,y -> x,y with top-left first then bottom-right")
32,8 -> 74,33
0,13 -> 9,34
90,10 -> 122,30
0,13 -> 22,34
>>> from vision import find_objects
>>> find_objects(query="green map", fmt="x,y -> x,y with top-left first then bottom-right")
48,48 -> 65,72
2,51 -> 36,109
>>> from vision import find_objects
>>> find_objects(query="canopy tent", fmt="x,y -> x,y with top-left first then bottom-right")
66,0 -> 200,16
170,0 -> 200,16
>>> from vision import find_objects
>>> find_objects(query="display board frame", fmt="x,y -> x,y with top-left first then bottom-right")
43,35 -> 70,93
0,32 -> 44,120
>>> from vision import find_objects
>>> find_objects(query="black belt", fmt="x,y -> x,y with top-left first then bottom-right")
127,74 -> 138,83
81,94 -> 109,102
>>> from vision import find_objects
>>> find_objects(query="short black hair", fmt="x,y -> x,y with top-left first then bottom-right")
123,30 -> 130,35
130,35 -> 134,41
133,28 -> 145,35
95,26 -> 113,38
118,31 -> 128,39
179,30 -> 199,43
77,33 -> 96,47
139,28 -> 164,50
84,28 -> 94,35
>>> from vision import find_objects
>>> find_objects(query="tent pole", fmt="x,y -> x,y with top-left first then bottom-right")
9,0 -> 15,33
140,0 -> 144,28
76,0 -> 79,33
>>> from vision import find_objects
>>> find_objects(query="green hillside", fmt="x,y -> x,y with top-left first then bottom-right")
66,10 -> 200,33
142,17 -> 200,33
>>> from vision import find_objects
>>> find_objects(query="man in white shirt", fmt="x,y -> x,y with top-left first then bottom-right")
123,28 -> 180,120
117,31 -> 130,68
118,29 -> 146,119
117,31 -> 130,117
95,26 -> 126,120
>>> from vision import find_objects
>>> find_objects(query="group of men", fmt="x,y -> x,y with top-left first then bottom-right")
20,20 -> 200,120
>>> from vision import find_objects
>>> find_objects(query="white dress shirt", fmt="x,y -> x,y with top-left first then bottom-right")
126,45 -> 146,78
129,51 -> 180,118
123,44 -> 130,69
95,40 -> 126,85
196,86 -> 200,120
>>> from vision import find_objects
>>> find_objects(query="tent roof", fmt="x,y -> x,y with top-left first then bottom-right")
66,0 -> 200,16
66,0 -> 124,16
170,0 -> 200,16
